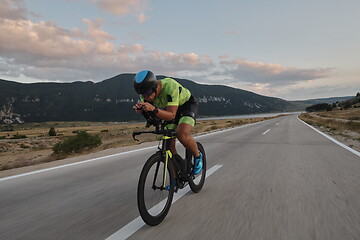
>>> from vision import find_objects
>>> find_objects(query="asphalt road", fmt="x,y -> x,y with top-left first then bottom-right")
1,114 -> 360,240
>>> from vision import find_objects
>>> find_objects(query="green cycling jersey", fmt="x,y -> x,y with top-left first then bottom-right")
140,78 -> 191,108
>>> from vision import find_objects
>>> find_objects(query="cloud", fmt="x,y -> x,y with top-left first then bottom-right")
0,2 -> 344,101
0,0 -> 28,20
82,18 -> 115,41
137,13 -> 147,23
172,59 -> 338,100
0,17 -> 116,61
219,54 -> 229,60
0,8 -> 336,99
269,81 -> 360,100
0,12 -> 332,90
114,48 -> 214,76
0,58 -> 23,78
90,0 -> 147,16
0,12 -> 213,81
219,59 -> 334,87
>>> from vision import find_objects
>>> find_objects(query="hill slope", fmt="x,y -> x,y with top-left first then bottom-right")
295,96 -> 354,105
0,74 -> 306,123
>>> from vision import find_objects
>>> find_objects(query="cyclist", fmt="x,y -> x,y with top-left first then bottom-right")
132,70 -> 203,175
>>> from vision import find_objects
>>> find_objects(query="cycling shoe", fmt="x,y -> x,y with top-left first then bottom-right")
193,152 -> 203,175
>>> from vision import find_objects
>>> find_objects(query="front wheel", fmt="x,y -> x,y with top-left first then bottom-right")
137,152 -> 175,226
189,142 -> 207,193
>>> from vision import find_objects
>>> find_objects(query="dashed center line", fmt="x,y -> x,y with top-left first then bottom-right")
262,129 -> 271,135
106,164 -> 223,240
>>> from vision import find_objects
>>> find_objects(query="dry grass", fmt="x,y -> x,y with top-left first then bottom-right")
299,113 -> 360,134
299,110 -> 360,151
299,112 -> 360,133
315,108 -> 360,121
0,115 -> 284,171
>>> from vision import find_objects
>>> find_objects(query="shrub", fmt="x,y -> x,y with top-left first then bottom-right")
343,102 -> 352,109
306,103 -> 332,112
346,121 -> 360,132
11,133 -> 27,139
206,125 -> 219,131
52,131 -> 102,155
49,127 -> 56,136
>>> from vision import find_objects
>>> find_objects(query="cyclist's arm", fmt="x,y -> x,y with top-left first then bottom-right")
158,105 -> 177,121
136,102 -> 177,121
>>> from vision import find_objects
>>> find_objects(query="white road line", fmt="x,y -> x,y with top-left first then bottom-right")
275,123 -> 279,126
195,118 -> 268,139
0,146 -> 158,182
0,119 -> 270,182
298,116 -> 360,157
105,164 -> 223,240
262,129 -> 271,135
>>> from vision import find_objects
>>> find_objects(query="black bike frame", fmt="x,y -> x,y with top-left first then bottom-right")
133,126 -> 194,188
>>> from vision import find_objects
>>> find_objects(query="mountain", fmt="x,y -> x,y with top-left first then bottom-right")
304,93 -> 360,112
0,74 -> 306,124
295,96 -> 354,105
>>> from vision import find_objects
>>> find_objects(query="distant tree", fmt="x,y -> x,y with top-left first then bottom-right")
306,103 -> 332,112
343,101 -> 352,109
48,127 -> 56,136
356,92 -> 360,97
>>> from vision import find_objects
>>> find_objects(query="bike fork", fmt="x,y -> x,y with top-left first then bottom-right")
152,160 -> 161,190
151,149 -> 172,191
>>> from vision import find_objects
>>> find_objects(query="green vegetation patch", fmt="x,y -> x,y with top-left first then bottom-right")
52,131 -> 102,155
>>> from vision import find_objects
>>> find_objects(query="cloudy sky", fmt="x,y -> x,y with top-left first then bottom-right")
1,0 -> 359,100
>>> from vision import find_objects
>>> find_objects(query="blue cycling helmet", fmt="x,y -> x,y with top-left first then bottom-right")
133,70 -> 158,95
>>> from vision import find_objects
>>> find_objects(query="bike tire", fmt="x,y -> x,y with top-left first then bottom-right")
189,142 -> 207,193
137,152 -> 175,226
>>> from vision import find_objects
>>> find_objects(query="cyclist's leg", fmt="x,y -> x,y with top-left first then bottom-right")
169,138 -> 177,155
164,123 -> 180,188
177,117 -> 200,158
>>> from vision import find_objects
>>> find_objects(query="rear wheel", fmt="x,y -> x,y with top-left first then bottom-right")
189,142 -> 206,193
137,153 -> 175,226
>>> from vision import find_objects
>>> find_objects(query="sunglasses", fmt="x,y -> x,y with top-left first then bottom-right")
141,89 -> 153,97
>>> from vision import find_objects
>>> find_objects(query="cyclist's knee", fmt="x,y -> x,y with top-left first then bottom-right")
177,123 -> 193,144
177,131 -> 190,143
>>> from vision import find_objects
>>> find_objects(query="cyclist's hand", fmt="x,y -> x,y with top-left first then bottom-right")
133,103 -> 144,114
138,102 -> 156,112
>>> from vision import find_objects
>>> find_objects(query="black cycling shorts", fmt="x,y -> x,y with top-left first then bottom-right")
169,95 -> 198,127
